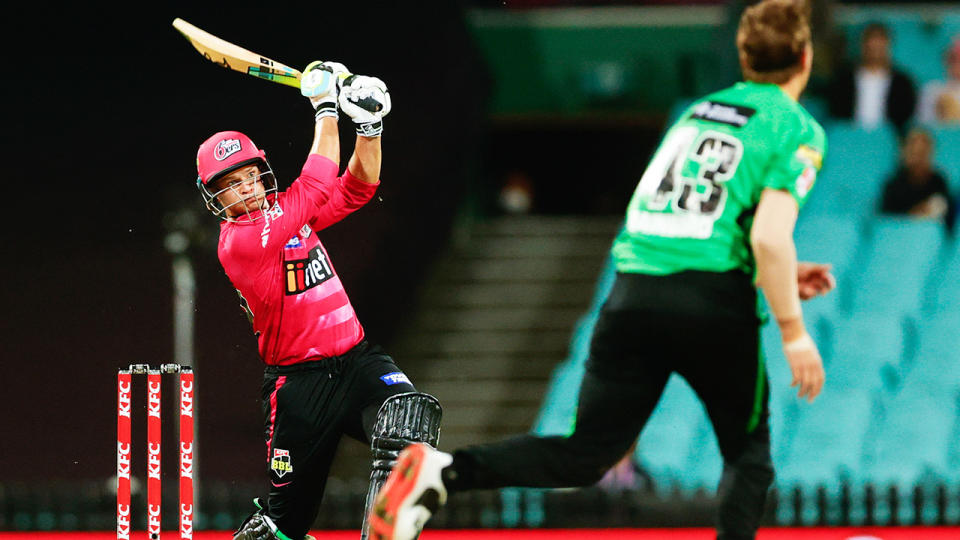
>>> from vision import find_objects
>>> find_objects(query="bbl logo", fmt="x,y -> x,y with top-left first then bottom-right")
271,448 -> 293,477
285,247 -> 334,295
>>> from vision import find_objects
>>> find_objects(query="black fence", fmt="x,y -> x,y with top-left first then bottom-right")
2,480 -> 958,531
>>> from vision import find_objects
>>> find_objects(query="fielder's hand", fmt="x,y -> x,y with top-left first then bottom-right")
797,262 -> 836,301
783,333 -> 825,403
301,61 -> 350,121
339,75 -> 391,137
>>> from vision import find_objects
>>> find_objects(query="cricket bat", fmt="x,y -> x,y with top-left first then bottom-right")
173,18 -> 384,112
172,17 -> 305,88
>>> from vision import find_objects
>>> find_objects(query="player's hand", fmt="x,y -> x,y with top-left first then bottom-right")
301,61 -> 349,120
783,334 -> 825,402
339,75 -> 391,137
797,262 -> 835,301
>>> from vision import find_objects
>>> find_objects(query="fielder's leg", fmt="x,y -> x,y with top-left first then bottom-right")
681,320 -> 773,540
361,392 -> 442,540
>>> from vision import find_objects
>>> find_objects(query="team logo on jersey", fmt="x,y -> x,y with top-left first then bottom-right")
270,448 -> 293,478
284,246 -> 334,295
213,139 -> 242,161
380,372 -> 411,386
283,224 -> 314,249
690,101 -> 756,127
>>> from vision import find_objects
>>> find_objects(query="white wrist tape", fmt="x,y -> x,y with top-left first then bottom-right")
783,333 -> 815,353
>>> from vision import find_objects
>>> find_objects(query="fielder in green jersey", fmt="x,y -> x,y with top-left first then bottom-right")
614,81 -> 826,277
371,2 -> 836,540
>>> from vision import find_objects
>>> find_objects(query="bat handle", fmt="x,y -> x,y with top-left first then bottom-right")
356,97 -> 384,113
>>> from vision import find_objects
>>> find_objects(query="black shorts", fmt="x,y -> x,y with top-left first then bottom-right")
588,270 -> 768,457
260,340 -> 416,538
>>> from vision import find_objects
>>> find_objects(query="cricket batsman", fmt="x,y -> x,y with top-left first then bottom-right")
194,61 -> 442,540
370,1 -> 835,539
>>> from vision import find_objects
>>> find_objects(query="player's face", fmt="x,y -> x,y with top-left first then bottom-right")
214,165 -> 267,217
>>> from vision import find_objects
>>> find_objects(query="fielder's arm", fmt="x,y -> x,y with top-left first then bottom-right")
752,188 -> 803,338
752,188 -> 825,402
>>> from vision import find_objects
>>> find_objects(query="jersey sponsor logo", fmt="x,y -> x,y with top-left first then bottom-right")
270,448 -> 293,478
213,138 -> 242,161
380,372 -> 411,386
284,246 -> 334,295
795,144 -> 823,170
690,101 -> 756,127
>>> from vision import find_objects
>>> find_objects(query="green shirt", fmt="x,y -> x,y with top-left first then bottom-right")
612,81 -> 826,276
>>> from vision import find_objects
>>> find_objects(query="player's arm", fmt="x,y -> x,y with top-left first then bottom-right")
294,72 -> 389,234
339,75 -> 390,185
752,188 -> 825,402
302,61 -> 346,165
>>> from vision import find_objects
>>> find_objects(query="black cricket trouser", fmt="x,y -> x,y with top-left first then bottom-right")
450,271 -> 773,540
260,340 -> 416,539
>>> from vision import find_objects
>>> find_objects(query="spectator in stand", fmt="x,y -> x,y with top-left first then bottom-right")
917,37 -> 960,125
880,127 -> 956,232
828,22 -> 917,136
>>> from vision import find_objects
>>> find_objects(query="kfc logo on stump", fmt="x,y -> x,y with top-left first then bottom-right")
214,138 -> 242,161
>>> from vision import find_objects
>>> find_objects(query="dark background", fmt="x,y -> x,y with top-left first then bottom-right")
3,1 -> 489,484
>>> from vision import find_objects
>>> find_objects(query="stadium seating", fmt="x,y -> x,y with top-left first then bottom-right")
849,217 -> 946,316
801,122 -> 898,218
926,239 -> 960,316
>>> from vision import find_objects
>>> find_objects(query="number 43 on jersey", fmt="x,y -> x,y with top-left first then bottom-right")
628,127 -> 744,240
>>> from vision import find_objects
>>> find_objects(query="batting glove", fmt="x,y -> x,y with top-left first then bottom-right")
301,61 -> 350,121
339,75 -> 391,137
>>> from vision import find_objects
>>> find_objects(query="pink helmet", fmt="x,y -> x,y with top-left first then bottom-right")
196,131 -> 277,220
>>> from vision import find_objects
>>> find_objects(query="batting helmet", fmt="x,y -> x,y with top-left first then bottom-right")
196,131 -> 278,220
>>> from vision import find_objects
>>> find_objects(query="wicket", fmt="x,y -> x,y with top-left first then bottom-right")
117,363 -> 195,540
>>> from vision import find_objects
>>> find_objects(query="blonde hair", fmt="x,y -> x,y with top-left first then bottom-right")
737,0 -> 811,84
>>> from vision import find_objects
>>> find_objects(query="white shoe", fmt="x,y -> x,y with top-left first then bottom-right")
368,443 -> 453,540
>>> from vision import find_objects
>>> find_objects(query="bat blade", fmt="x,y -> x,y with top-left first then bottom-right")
172,18 -> 302,88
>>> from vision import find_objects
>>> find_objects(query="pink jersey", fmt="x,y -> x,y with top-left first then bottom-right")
217,154 -> 378,366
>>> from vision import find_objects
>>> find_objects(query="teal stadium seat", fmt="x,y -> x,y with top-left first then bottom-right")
927,238 -> 960,315
849,217 -> 945,316
867,387 -> 955,489
826,315 -> 906,392
930,127 -> 960,194
906,314 -> 960,394
794,215 -> 862,319
634,374 -> 720,493
802,122 -> 898,218
777,388 -> 874,487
